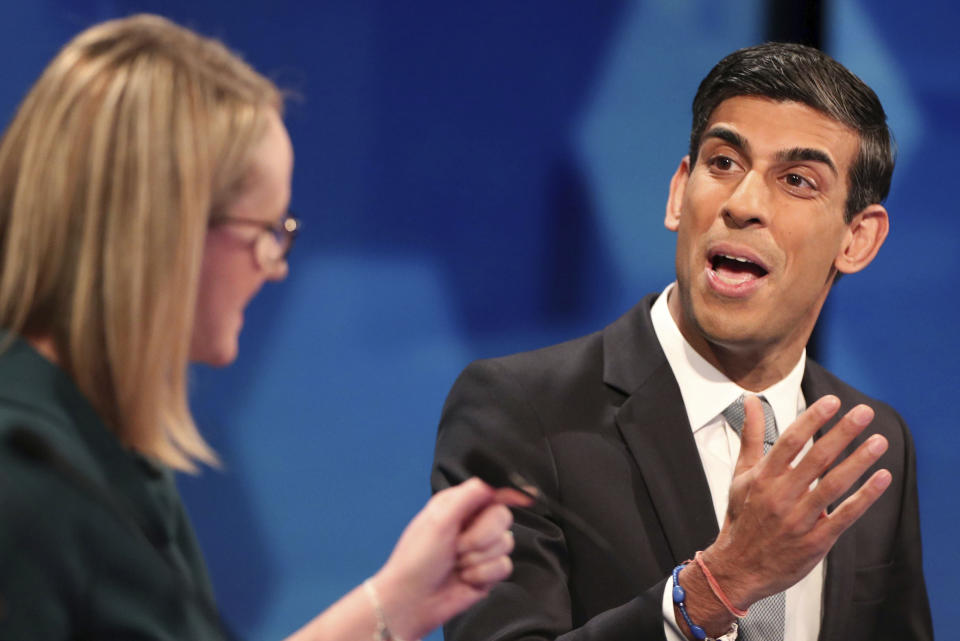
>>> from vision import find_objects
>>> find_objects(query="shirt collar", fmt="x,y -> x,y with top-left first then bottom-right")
650,283 -> 806,433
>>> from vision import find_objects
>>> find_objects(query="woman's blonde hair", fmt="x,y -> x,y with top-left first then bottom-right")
0,14 -> 281,471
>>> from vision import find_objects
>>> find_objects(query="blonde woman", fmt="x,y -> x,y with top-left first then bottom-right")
0,14 -> 520,641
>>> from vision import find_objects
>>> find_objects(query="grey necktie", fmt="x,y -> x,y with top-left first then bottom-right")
721,395 -> 786,641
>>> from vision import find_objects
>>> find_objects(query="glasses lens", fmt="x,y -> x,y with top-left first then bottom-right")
271,226 -> 289,253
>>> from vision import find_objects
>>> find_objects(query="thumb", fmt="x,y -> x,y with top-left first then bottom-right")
734,395 -> 766,477
430,477 -> 496,529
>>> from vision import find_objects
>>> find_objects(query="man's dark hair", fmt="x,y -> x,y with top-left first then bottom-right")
689,42 -> 894,222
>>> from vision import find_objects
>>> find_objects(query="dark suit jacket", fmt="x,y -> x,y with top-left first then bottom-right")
432,294 -> 932,641
0,337 -> 226,640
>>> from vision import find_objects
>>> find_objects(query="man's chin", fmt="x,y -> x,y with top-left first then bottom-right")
685,302 -> 774,352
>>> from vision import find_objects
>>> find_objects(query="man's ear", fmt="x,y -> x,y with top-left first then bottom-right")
664,156 -> 691,232
835,204 -> 889,274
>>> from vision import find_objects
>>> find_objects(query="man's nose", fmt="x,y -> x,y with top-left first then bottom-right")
722,170 -> 770,228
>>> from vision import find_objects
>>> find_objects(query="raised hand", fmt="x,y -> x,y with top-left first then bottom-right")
677,395 -> 892,638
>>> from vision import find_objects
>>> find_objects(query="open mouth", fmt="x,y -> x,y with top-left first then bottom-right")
709,253 -> 768,285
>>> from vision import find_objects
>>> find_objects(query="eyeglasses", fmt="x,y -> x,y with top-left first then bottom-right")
209,213 -> 301,269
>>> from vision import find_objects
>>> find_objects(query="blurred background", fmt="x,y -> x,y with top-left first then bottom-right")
0,1 -> 955,638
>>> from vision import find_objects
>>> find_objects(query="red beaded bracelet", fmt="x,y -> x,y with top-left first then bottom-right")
694,551 -> 749,619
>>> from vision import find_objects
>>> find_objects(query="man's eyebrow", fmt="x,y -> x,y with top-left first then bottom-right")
701,129 -> 840,178
775,147 -> 838,177
702,127 -> 748,153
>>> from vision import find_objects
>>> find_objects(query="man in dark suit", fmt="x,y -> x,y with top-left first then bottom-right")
432,43 -> 932,641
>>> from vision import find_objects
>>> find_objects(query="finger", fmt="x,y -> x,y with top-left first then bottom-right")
763,395 -> 841,472
800,433 -> 889,521
733,395 -> 766,477
812,468 -> 892,540
493,487 -> 535,507
457,531 -> 514,568
790,404 -> 875,490
456,504 -> 512,554
458,555 -> 513,587
429,477 -> 496,530
461,582 -> 496,597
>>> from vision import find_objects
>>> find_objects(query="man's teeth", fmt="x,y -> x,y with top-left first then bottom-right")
711,253 -> 767,284
721,254 -> 751,264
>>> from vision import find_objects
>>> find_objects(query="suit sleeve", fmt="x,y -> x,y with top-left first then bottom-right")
875,413 -> 933,640
431,359 -> 670,641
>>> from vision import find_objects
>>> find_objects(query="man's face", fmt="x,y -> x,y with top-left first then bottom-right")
665,96 -> 874,365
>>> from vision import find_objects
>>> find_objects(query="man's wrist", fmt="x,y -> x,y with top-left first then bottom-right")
674,562 -> 738,640
698,544 -> 756,612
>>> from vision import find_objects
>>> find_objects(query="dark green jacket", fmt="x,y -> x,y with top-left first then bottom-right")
0,338 -> 227,640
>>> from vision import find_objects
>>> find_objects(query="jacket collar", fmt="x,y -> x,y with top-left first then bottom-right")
602,295 -> 719,562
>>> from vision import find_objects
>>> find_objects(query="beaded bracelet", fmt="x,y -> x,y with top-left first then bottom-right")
672,564 -> 707,641
671,564 -> 739,641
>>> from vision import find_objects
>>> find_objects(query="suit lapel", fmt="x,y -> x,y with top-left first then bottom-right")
803,361 -> 855,641
602,295 -> 718,563
616,365 -> 719,561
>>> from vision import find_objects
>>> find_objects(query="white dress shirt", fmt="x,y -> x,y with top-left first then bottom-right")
652,284 -> 824,641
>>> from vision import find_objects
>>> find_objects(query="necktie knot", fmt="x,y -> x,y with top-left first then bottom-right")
722,395 -> 779,455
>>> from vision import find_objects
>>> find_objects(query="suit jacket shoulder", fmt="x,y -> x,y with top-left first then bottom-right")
432,296 -> 699,641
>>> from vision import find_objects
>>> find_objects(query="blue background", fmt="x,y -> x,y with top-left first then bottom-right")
0,2 -> 956,639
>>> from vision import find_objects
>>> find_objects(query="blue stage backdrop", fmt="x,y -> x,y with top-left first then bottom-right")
0,2 -> 955,639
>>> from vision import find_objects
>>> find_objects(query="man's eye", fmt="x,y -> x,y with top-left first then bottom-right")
785,173 -> 815,190
710,156 -> 734,171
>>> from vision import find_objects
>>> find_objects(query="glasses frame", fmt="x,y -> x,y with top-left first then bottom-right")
209,212 -> 301,269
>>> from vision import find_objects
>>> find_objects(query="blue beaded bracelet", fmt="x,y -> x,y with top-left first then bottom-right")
672,563 -> 707,641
